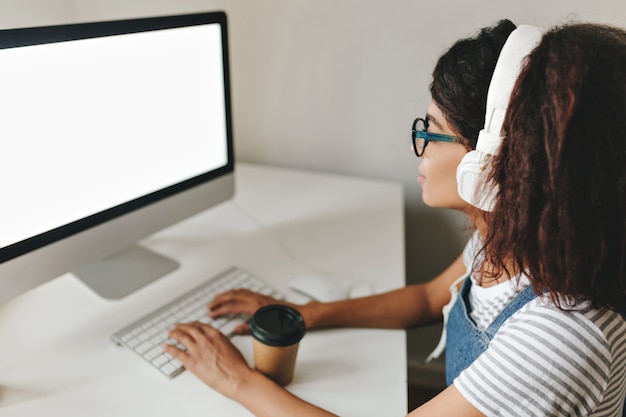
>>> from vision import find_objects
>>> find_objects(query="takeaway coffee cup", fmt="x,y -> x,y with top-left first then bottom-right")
249,304 -> 306,386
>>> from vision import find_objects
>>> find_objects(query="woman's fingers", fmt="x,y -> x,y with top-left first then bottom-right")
208,289 -> 282,317
164,321 -> 253,397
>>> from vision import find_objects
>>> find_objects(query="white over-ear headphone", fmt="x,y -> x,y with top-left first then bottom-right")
456,25 -> 543,211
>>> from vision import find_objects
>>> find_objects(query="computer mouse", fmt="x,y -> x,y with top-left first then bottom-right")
287,273 -> 348,302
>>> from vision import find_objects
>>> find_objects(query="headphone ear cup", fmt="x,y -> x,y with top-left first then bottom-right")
456,150 -> 497,211
456,150 -> 483,204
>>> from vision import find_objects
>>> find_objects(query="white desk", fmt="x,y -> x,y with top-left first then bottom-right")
0,163 -> 406,416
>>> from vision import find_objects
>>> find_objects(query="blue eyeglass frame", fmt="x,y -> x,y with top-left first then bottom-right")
411,117 -> 466,157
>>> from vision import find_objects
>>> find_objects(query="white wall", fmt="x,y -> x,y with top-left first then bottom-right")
3,0 -> 625,385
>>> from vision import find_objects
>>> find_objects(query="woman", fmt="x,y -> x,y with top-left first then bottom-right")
163,19 -> 516,416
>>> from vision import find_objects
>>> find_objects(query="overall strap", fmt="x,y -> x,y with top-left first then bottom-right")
445,279 -> 537,385
485,285 -> 537,338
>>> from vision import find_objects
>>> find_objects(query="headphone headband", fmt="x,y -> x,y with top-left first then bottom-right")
456,25 -> 543,211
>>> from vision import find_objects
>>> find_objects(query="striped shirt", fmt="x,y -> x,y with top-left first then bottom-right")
467,274 -> 530,331
462,233 -> 532,331
455,297 -> 626,416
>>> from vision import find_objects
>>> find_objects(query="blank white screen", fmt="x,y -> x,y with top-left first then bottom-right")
0,24 -> 228,248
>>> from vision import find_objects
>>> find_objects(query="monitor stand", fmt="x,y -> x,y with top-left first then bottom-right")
73,245 -> 179,299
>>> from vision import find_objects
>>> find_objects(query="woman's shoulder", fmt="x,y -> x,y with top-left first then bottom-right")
455,298 -> 626,416
503,297 -> 626,359
511,297 -> 626,342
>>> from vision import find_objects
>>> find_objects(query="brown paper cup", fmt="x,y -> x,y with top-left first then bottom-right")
249,305 -> 306,386
252,338 -> 300,386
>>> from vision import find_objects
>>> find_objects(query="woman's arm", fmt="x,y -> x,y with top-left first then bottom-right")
303,253 -> 466,329
234,371 -> 338,417
165,322 -> 338,417
165,320 -> 484,417
208,253 -> 467,331
408,384 -> 486,417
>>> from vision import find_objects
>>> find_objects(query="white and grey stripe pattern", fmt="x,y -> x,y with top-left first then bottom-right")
469,283 -> 524,331
455,298 -> 626,416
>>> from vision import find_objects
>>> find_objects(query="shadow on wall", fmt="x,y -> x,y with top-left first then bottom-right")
405,205 -> 468,285
404,204 -> 469,386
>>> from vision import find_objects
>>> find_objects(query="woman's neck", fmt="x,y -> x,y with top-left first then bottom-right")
469,211 -> 517,288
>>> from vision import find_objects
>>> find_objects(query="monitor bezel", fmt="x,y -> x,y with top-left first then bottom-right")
0,11 -> 234,266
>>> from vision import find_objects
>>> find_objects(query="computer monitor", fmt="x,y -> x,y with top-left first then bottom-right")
0,11 -> 234,303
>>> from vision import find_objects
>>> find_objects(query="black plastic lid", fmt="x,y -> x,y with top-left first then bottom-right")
249,305 -> 306,347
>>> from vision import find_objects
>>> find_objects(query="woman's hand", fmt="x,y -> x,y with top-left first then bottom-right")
208,289 -> 297,334
166,323 -> 338,417
164,322 -> 254,398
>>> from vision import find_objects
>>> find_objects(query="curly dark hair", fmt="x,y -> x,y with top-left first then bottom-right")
484,23 -> 626,314
430,19 -> 516,147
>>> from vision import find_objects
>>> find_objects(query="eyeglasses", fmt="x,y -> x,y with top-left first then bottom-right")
411,117 -> 466,157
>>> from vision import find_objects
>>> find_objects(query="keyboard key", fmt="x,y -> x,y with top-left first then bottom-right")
152,355 -> 169,368
161,362 -> 178,377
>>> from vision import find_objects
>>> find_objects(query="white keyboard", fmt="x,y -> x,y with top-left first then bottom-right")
111,266 -> 283,378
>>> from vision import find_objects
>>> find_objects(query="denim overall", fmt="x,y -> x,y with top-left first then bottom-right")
445,276 -> 536,385
445,276 -> 626,417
